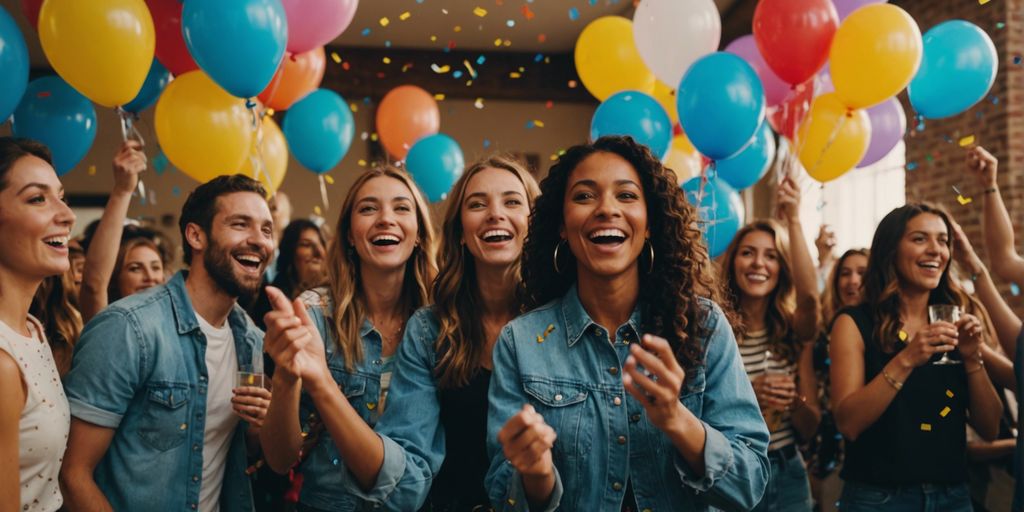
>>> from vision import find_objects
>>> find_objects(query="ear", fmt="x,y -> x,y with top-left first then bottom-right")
184,223 -> 207,257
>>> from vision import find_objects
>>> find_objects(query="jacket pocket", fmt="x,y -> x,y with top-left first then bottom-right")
522,377 -> 592,457
137,383 -> 191,452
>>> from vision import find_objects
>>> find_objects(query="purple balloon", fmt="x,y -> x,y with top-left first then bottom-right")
833,0 -> 888,21
816,67 -> 834,96
725,35 -> 790,107
858,98 -> 906,168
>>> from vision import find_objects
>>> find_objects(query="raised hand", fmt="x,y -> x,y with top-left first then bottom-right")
112,140 -> 146,196
898,323 -> 958,368
965,146 -> 998,190
775,174 -> 802,224
262,286 -> 329,386
622,335 -> 688,432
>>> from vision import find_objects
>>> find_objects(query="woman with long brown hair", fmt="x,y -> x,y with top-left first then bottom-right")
830,203 -> 1002,511
260,166 -> 437,512
486,136 -> 768,511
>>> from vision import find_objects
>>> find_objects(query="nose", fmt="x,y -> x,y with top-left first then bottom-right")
594,192 -> 622,219
312,243 -> 324,258
55,198 -> 75,228
486,202 -> 507,223
141,267 -> 156,284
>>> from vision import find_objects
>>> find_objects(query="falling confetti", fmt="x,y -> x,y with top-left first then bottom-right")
568,7 -> 580,20
568,80 -> 578,88
545,100 -> 553,109
997,22 -> 1006,29
474,98 -> 484,109
330,52 -> 342,64
920,423 -> 932,432
906,162 -> 918,171
361,28 -> 371,36
379,17 -> 390,27
521,5 -> 535,19
939,406 -> 951,418
957,195 -> 973,206
399,11 -> 411,21
431,64 -> 451,73
382,56 -> 391,64
979,0 -> 991,4
349,103 -> 359,112
507,19 -> 515,27
509,71 -> 521,78
538,33 -> 547,43
898,330 -> 908,342
483,139 -> 491,148
324,175 -> 335,185
1011,283 -> 1021,296
314,206 -> 322,215
958,135 -> 976,147
463,60 -> 478,78
946,389 -> 955,398
493,38 -> 502,47
473,6 -> 488,17
358,159 -> 367,167
434,93 -> 446,100
476,55 -> 486,66
88,165 -> 97,176
1016,55 -> 1023,65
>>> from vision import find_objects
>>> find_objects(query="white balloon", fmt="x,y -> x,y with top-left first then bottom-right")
633,0 -> 722,88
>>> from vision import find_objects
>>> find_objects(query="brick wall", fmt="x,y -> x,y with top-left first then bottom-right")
895,0 -> 1024,311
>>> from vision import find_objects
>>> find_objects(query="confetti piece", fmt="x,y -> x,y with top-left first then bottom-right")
959,135 -> 976,147
88,165 -> 96,176
370,133 -> 378,142
152,152 -> 169,175
906,162 -> 918,171
358,159 -> 367,167
1011,283 -> 1020,296
939,406 -> 951,418
349,103 -> 358,113
442,8 -> 448,14
920,423 -> 932,431
957,195 -> 973,206
476,55 -> 486,65
493,38 -> 502,47
342,61 -> 350,71
399,11 -> 411,21
453,70 -> 463,79
898,330 -> 908,342
507,19 -> 515,27
509,72 -> 521,78
382,57 -> 391,64
537,33 -> 546,43
534,53 -> 544,63
434,93 -> 446,100
314,205 -> 322,215
474,6 -> 488,17
172,186 -> 181,197
533,120 -> 545,128
568,7 -> 580,20
431,64 -> 451,73
454,25 -> 462,32
361,28 -> 370,36
483,139 -> 491,148
545,100 -> 553,109
474,98 -> 484,109
324,175 -> 334,185
946,389 -> 954,398
402,63 -> 413,72
979,0 -> 991,4
379,17 -> 390,27
997,22 -> 1006,29
536,335 -> 544,343
463,60 -> 478,78
366,402 -> 377,410
1016,55 -> 1023,65
521,5 -> 535,19
330,52 -> 342,64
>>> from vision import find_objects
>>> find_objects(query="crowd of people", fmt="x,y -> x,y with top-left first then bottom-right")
1,133 -> 1022,512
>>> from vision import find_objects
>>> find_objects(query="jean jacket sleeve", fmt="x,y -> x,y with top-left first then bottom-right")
345,309 -> 438,510
674,302 -> 770,511
63,307 -> 146,428
485,325 -> 563,512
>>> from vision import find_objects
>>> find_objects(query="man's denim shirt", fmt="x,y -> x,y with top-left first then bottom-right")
295,288 -> 392,511
63,271 -> 263,511
485,286 -> 770,511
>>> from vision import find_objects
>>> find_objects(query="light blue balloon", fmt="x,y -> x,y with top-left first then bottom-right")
908,20 -> 997,120
681,176 -> 744,258
716,122 -> 776,191
282,88 -> 354,174
677,52 -> 765,161
0,6 -> 29,123
183,0 -> 288,98
12,76 -> 97,176
405,134 -> 465,202
123,59 -> 173,114
590,90 -> 672,160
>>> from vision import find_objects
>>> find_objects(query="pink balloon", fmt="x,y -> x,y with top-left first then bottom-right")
282,0 -> 359,54
858,98 -> 906,167
725,35 -> 790,107
833,0 -> 888,21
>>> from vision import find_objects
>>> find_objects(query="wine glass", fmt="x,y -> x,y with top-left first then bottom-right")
928,304 -> 961,366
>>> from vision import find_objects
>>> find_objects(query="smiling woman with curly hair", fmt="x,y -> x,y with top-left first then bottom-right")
485,135 -> 769,511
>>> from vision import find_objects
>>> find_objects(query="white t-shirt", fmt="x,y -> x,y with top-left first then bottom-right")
0,315 -> 69,512
195,312 -> 239,512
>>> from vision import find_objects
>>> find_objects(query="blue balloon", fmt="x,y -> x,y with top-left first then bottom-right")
590,91 -> 672,160
0,6 -> 29,123
123,59 -> 173,114
908,20 -> 997,120
282,88 -> 354,174
681,177 -> 744,258
716,122 -> 776,191
677,52 -> 765,161
405,134 -> 465,202
183,0 -> 288,98
12,76 -> 97,176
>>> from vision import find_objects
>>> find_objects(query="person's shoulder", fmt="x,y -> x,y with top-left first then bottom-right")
298,286 -> 331,311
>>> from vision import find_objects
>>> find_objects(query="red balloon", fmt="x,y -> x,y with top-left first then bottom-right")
146,0 -> 198,76
258,48 -> 326,111
21,0 -> 43,29
753,0 -> 839,85
767,80 -> 815,139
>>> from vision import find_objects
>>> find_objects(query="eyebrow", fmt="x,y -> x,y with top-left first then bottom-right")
569,179 -> 640,189
17,182 -> 63,195
357,196 -> 413,204
464,190 -> 525,201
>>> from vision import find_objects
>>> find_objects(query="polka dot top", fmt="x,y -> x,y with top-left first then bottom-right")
0,315 -> 70,512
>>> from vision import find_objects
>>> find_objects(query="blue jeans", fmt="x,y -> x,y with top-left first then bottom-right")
752,446 -> 812,512
839,481 -> 972,512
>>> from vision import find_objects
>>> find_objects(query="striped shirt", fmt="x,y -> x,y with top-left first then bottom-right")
739,329 -> 797,451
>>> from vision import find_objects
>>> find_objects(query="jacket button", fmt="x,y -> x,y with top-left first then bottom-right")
554,394 -> 563,401
630,414 -> 641,423
193,444 -> 200,451
192,475 -> 199,482
612,397 -> 622,406
191,504 -> 197,510
617,435 -> 626,445
608,367 -> 619,375
612,482 -> 623,491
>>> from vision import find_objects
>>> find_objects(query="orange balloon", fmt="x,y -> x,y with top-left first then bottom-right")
376,85 -> 440,159
258,47 -> 326,111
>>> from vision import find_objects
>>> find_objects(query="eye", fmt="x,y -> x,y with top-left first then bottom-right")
28,195 -> 44,204
618,191 -> 639,201
395,204 -> 413,213
506,198 -> 523,207
358,205 -> 377,214
572,191 -> 594,202
467,200 -> 486,210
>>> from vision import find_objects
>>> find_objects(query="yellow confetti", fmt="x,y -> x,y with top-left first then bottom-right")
370,133 -> 378,142
920,423 -> 932,431
507,499 -> 516,506
473,6 -> 488,17
349,103 -> 358,113
509,72 -> 521,79
493,38 -> 502,47
434,93 -> 446,101
314,206 -> 322,216
88,165 -> 97,176
940,406 -> 951,418
379,17 -> 390,27
545,324 -> 555,335
474,98 -> 484,109
330,52 -> 342,64
957,194 -> 973,206
946,389 -> 955,398
366,402 -> 377,410
430,35 -> 437,42
898,330 -> 908,342
454,25 -> 462,33
503,39 -> 512,47
399,11 -> 411,21
980,0 -> 991,4
463,60 -> 477,78
533,120 -> 545,128
382,56 -> 391,64
959,135 -> 976,147
431,64 -> 451,74
266,108 -> 275,116
358,159 -> 367,167
324,175 -> 334,185
536,335 -> 544,343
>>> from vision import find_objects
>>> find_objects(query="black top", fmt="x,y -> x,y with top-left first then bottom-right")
839,304 -> 969,485
423,368 -> 492,512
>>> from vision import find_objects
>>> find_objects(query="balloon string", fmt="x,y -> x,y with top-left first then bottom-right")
807,113 -> 849,176
247,101 -> 268,192
319,175 -> 330,211
117,107 -> 148,205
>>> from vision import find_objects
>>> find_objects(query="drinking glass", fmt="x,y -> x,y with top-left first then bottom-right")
928,304 -> 961,365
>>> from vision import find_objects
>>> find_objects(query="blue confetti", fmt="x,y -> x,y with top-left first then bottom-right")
991,96 -> 1000,105
363,96 -> 372,105
525,120 -> 535,129
172,186 -> 181,197
506,19 -> 515,28
1016,55 -> 1023,65
534,53 -> 544,63
416,0 -> 424,3
476,55 -> 486,65
906,162 -> 918,171
1012,283 -> 1021,296
361,28 -> 370,36
152,151 -> 169,175
453,70 -> 463,79
590,0 -> 598,4
568,7 -> 579,20
483,139 -> 491,148
385,40 -> 392,48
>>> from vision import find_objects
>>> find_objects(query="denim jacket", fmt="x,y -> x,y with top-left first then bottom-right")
485,286 -> 770,511
295,288 -> 394,511
63,271 -> 262,511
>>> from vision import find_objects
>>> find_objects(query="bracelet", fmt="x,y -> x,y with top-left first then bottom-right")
966,363 -> 985,375
965,351 -> 985,374
984,187 -> 998,195
882,370 -> 904,391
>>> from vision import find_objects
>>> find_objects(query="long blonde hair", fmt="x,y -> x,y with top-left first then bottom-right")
721,219 -> 800,364
325,166 -> 437,369
433,156 -> 539,389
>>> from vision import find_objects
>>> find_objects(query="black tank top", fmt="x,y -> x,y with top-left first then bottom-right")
839,304 -> 968,485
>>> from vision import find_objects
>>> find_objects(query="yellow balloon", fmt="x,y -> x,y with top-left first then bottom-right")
664,135 -> 702,185
38,0 -> 155,108
797,93 -> 871,183
830,4 -> 922,110
575,16 -> 656,101
652,81 -> 679,124
240,116 -> 288,195
156,71 -> 253,184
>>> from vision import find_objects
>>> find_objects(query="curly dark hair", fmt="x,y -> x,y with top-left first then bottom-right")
521,135 -> 727,377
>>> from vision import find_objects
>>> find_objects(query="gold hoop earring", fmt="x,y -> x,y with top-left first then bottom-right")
553,240 -> 567,274
645,239 -> 654,274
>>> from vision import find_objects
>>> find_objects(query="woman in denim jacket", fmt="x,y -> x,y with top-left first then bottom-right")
260,166 -> 438,512
486,136 -> 770,511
